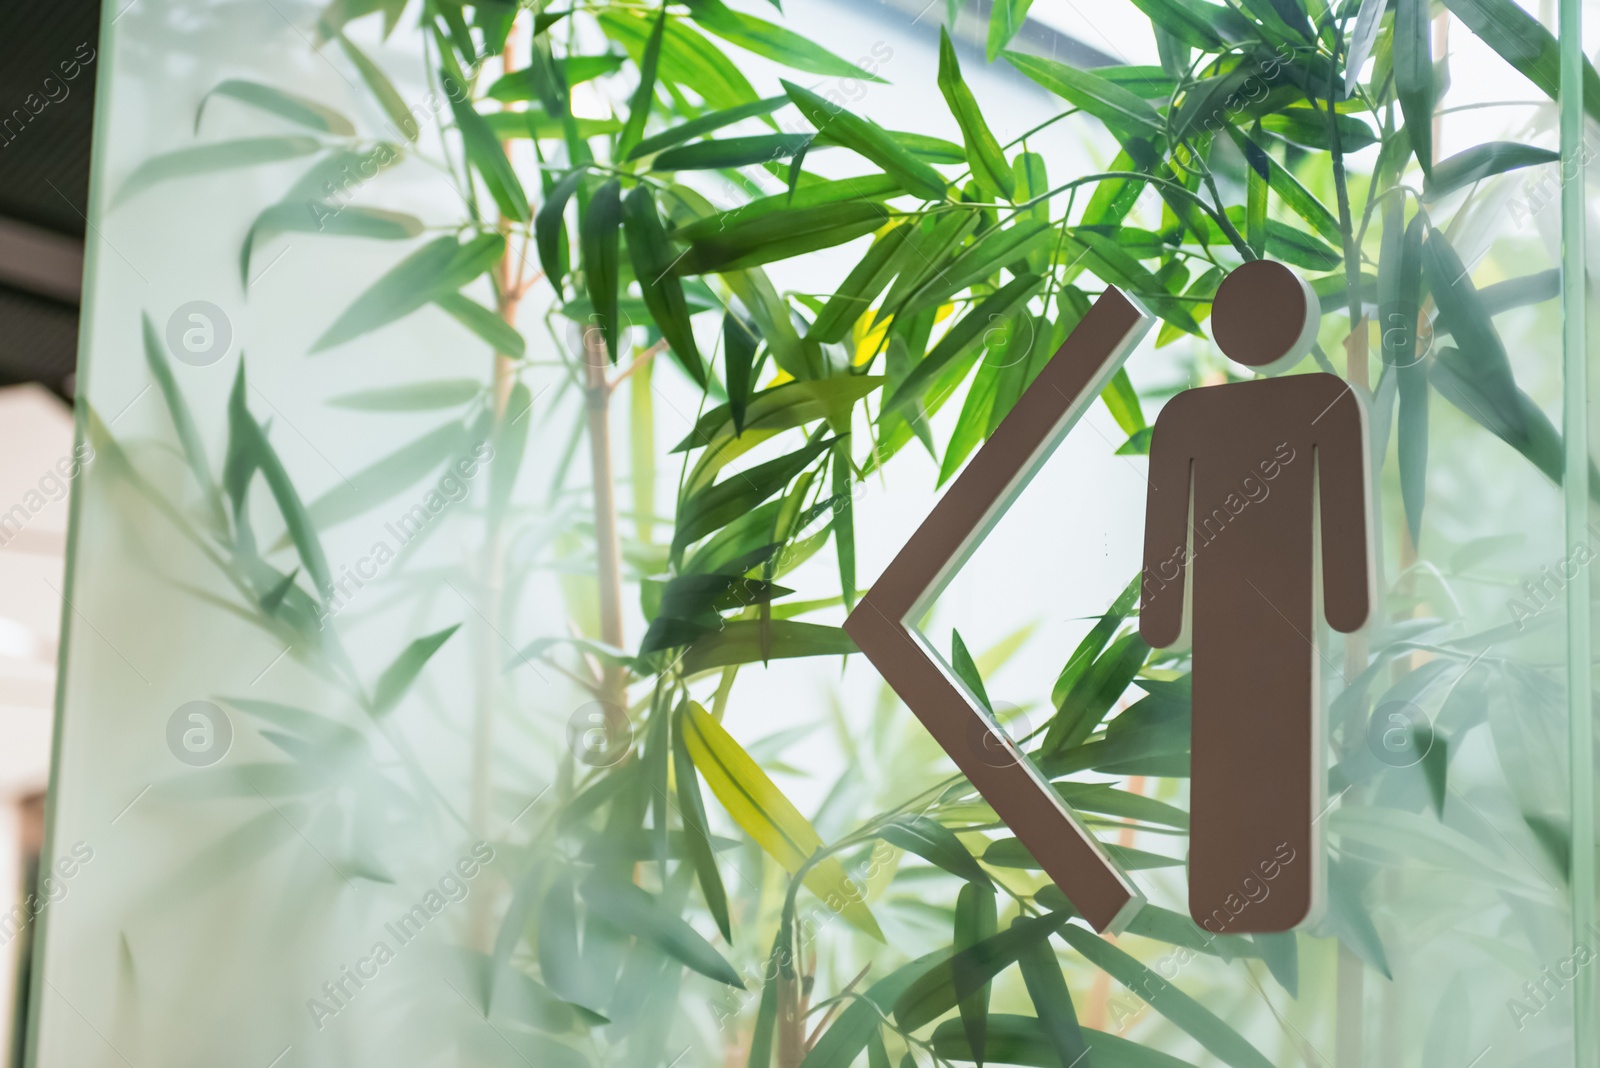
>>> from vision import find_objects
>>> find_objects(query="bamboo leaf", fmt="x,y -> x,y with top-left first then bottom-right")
435,293 -> 525,357
674,200 -> 889,275
628,96 -> 789,160
879,814 -> 989,883
1002,53 -> 1164,140
442,70 -> 530,221
313,234 -> 505,351
954,883 -> 998,1065
1058,924 -> 1274,1068
624,185 -> 707,386
339,33 -> 417,139
141,313 -> 227,534
577,874 -> 743,987
986,0 -> 1036,61
651,133 -> 814,171
1015,933 -> 1090,1068
329,380 -> 481,411
371,624 -> 460,716
689,0 -> 889,82
536,168 -> 587,286
724,311 -> 760,435
681,620 -> 856,672
618,7 -> 667,159
682,702 -> 883,939
582,179 -> 625,362
885,273 -> 1042,416
1442,0 -> 1600,124
1423,142 -> 1559,202
1395,0 -> 1435,175
894,910 -> 1072,1033
672,705 -> 733,941
782,81 -> 947,200
197,80 -> 355,135
303,416 -> 482,532
114,136 -> 322,207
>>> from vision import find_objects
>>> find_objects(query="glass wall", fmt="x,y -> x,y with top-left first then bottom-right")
24,0 -> 1599,1066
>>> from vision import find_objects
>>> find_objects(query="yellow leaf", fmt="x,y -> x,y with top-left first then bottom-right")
682,702 -> 884,941
852,307 -> 890,366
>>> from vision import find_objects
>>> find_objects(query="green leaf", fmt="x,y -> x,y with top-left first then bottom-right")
489,383 -> 531,527
682,620 -> 856,672
782,81 -> 947,200
1015,934 -> 1090,1068
1394,0 -> 1435,175
723,311 -> 760,435
689,0 -> 888,82
934,30 -> 1011,199
619,9 -> 667,161
1058,925 -> 1274,1068
950,629 -> 993,715
1002,53 -> 1164,140
1100,368 -> 1146,436
628,96 -> 789,160
582,179 -> 624,362
228,363 -> 335,597
442,69 -> 530,221
141,313 -> 227,535
803,950 -> 957,1068
831,442 -> 856,611
1379,204 -> 1428,545
1122,0 -> 1225,49
597,11 -> 762,113
1422,227 -> 1566,486
243,202 -> 422,288
1258,108 -> 1377,152
371,624 -> 460,716
1442,0 -> 1600,125
1224,127 -> 1342,243
1423,142 -> 1560,201
114,136 -> 322,207
672,707 -> 733,941
1345,0 -> 1387,95
312,234 -> 504,351
624,185 -> 706,386
879,815 -> 989,883
535,168 -> 586,287
675,435 -> 831,553
651,133 -> 814,170
303,416 -> 481,532
682,702 -> 882,939
932,1015 -> 1193,1067
954,883 -> 997,1065
435,293 -> 525,357
894,910 -> 1072,1033
986,0 -> 1036,62
577,875 -> 743,987
487,58 -> 627,102
328,380 -> 481,411
673,200 -> 889,275
339,34 -> 419,139
886,273 -> 1043,416
198,80 -> 354,136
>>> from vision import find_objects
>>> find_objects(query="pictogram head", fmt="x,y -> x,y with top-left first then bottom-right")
1211,259 -> 1320,374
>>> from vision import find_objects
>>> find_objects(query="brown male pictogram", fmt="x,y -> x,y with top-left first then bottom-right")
849,260 -> 1373,936
1141,259 -> 1373,933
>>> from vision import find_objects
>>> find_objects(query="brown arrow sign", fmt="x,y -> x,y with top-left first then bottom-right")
844,287 -> 1154,933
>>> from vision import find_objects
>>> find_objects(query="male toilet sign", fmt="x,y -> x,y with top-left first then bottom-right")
846,259 -> 1373,935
